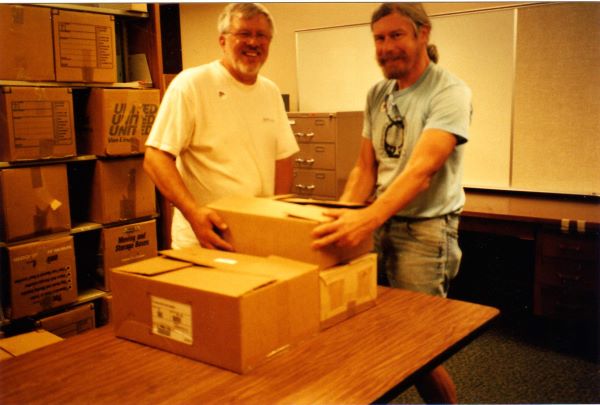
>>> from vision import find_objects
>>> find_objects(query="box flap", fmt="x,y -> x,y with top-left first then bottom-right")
0,330 -> 63,356
275,196 -> 367,209
160,247 -> 263,270
113,256 -> 189,276
154,266 -> 277,297
160,247 -> 319,282
208,196 -> 331,222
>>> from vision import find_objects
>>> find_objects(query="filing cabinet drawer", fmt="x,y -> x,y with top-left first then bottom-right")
537,257 -> 598,290
289,116 -> 336,143
293,169 -> 336,198
539,231 -> 598,260
295,143 -> 336,170
534,283 -> 597,321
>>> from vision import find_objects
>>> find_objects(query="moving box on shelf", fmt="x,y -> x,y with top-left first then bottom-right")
7,235 -> 78,319
82,88 -> 160,156
0,5 -> 55,81
52,9 -> 117,83
0,87 -> 76,162
0,164 -> 71,242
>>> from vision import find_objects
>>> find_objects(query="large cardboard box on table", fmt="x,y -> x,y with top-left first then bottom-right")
111,247 -> 320,374
7,235 -> 78,319
0,87 -> 76,162
207,196 -> 373,269
97,219 -> 158,291
319,253 -> 378,330
0,164 -> 71,242
89,157 -> 156,224
0,5 -> 55,81
82,88 -> 160,156
52,9 -> 117,83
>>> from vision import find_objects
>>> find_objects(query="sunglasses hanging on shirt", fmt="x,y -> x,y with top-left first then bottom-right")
382,93 -> 405,158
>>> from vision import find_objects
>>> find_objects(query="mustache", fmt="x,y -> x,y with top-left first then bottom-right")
377,53 -> 407,65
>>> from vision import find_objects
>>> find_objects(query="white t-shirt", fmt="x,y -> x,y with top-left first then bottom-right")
146,60 -> 299,248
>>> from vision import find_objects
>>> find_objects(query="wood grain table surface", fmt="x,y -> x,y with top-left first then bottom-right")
0,287 -> 499,405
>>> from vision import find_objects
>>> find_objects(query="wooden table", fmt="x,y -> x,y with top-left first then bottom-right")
0,287 -> 498,405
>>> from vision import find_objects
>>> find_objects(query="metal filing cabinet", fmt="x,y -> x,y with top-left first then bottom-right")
288,111 -> 363,199
534,229 -> 599,321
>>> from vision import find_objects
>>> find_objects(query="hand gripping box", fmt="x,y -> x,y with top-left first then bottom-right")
207,196 -> 373,270
319,253 -> 378,330
111,247 -> 320,374
0,87 -> 76,162
82,89 -> 160,156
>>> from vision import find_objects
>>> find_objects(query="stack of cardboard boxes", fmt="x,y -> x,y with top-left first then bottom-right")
112,197 -> 378,374
0,4 -> 160,343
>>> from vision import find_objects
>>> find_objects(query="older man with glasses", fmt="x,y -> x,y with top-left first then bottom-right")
144,3 -> 298,251
313,3 -> 472,403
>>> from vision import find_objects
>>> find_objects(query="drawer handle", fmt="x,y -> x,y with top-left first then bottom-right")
295,132 -> 305,137
294,158 -> 315,167
305,132 -> 315,138
558,243 -> 581,252
306,185 -> 315,190
295,184 -> 315,192
295,184 -> 306,190
555,272 -> 582,283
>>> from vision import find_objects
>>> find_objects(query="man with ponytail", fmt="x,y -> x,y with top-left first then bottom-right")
313,3 -> 472,403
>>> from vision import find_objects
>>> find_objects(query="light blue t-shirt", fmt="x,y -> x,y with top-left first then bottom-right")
363,62 -> 472,218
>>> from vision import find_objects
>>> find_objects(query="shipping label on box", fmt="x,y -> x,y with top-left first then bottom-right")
0,87 -> 76,162
89,157 -> 156,224
97,219 -> 158,291
52,9 -> 117,83
112,247 -> 320,374
0,164 -> 71,242
0,5 -> 55,81
319,253 -> 378,330
8,235 -> 78,319
207,196 -> 373,269
83,89 -> 160,156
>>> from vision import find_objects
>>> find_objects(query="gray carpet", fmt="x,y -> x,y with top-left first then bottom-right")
391,317 -> 600,404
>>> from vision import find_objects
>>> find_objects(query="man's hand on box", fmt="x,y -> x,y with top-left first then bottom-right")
311,208 -> 378,249
190,207 -> 233,251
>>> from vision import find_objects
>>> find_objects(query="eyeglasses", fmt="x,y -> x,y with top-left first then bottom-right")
226,30 -> 272,43
382,94 -> 405,158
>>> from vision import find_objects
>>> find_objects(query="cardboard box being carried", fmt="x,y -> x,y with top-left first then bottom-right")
89,157 -> 156,224
82,88 -> 160,156
112,247 -> 320,374
0,87 -> 76,162
7,235 -> 78,319
208,196 -> 373,269
0,330 -> 63,361
0,164 -> 71,242
319,253 -> 378,330
37,303 -> 95,338
0,5 -> 55,81
97,219 -> 158,291
52,9 -> 117,83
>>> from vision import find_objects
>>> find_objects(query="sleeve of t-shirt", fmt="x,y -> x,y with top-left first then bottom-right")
424,82 -> 472,145
145,75 -> 194,157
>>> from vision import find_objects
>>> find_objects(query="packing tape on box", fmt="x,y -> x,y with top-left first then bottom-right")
560,218 -> 570,233
30,166 -> 43,188
119,168 -> 137,219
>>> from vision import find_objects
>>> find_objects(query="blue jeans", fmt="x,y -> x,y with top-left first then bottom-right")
374,214 -> 461,297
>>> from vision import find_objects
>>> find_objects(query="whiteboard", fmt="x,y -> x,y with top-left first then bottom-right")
295,8 -> 516,189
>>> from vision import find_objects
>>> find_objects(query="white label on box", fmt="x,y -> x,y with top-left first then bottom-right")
151,296 -> 192,345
